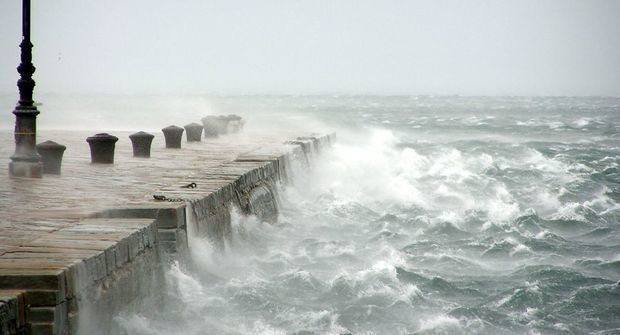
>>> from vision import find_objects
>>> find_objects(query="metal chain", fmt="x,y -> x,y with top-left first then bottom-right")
153,182 -> 197,202
153,195 -> 185,202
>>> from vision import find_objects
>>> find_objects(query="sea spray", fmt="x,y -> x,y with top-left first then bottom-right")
113,96 -> 619,334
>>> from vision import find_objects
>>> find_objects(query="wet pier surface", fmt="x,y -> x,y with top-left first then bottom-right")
0,128 -> 332,334
0,129 -> 291,225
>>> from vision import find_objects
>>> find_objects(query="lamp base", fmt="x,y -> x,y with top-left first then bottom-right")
9,160 -> 43,178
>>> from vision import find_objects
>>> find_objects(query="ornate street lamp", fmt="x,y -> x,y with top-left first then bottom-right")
9,0 -> 43,178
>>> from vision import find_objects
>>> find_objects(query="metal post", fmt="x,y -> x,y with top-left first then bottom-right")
9,0 -> 42,178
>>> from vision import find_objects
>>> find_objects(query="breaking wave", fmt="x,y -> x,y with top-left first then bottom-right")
115,96 -> 619,334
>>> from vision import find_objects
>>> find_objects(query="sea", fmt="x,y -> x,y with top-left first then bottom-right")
5,94 -> 619,334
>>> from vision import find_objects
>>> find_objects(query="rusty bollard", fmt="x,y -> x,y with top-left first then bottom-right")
86,133 -> 118,164
184,123 -> 203,142
162,125 -> 184,148
129,131 -> 155,158
201,116 -> 219,138
35,140 -> 66,174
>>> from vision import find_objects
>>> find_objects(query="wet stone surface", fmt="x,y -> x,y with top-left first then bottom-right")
0,129 -> 293,227
0,128 -> 295,277
0,128 -> 309,334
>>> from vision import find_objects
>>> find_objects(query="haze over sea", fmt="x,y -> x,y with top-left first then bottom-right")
1,0 -> 619,333
14,94 -> 612,335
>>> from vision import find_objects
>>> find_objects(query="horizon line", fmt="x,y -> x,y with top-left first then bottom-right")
0,92 -> 619,99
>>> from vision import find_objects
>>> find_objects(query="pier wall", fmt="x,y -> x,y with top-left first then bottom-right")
0,218 -> 160,335
0,132 -> 334,334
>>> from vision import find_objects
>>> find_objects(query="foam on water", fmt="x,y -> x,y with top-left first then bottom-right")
108,96 -> 619,334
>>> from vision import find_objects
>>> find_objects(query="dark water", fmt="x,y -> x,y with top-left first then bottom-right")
114,96 -> 620,335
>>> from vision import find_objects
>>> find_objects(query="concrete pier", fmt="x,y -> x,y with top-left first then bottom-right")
0,128 -> 335,334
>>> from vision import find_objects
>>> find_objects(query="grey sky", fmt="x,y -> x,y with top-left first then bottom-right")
0,0 -> 619,96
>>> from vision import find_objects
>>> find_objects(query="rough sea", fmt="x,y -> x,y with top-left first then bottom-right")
6,95 -> 615,334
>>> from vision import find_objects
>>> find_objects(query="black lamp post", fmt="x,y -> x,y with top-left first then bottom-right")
9,0 -> 43,178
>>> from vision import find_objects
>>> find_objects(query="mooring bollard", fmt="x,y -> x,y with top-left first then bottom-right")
162,125 -> 184,148
184,123 -> 203,142
129,131 -> 155,158
35,140 -> 66,174
216,115 -> 230,135
86,133 -> 118,164
201,116 -> 219,138
227,114 -> 243,133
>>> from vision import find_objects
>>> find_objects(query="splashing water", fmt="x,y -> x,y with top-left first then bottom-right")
114,96 -> 620,335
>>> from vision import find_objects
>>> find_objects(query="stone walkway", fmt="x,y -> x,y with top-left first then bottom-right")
0,126 -> 318,334
0,128 -> 294,254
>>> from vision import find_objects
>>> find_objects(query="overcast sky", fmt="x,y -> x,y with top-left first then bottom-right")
0,0 -> 619,96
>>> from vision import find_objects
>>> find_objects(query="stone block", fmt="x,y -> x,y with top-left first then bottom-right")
159,241 -> 177,254
147,224 -> 158,248
24,290 -> 63,307
127,233 -> 141,261
94,252 -> 107,281
30,322 -> 54,335
66,261 -> 86,299
99,205 -> 185,230
0,270 -> 66,298
114,238 -> 129,267
141,226 -> 152,249
248,184 -> 278,224
83,257 -> 98,284
157,229 -> 177,242
176,228 -> 188,252
0,290 -> 26,333
28,307 -> 55,323
104,247 -> 116,276
153,226 -> 188,256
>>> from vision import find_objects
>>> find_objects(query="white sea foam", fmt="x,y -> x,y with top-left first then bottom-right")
573,117 -> 592,128
417,315 -> 463,333
110,96 -> 619,334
